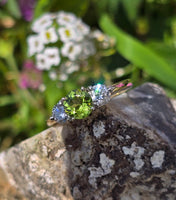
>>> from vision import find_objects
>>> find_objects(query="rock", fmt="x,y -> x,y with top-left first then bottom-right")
0,83 -> 176,200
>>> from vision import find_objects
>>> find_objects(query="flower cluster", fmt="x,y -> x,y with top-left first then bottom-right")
27,11 -> 115,81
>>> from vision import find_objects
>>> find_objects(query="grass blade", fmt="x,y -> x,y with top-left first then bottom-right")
100,14 -> 176,90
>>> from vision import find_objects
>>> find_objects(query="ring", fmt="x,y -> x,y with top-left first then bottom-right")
47,79 -> 132,126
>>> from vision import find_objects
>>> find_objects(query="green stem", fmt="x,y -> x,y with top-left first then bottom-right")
5,54 -> 41,108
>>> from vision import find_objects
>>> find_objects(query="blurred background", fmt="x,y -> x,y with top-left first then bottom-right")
0,0 -> 176,151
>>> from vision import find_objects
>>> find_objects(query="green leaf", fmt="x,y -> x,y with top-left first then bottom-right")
6,0 -> 21,19
33,0 -> 51,19
121,0 -> 142,21
43,72 -> 65,110
0,95 -> 17,107
0,39 -> 13,59
147,41 -> 176,69
100,15 -> 176,90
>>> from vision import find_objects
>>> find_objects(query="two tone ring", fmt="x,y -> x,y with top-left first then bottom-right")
48,79 -> 132,126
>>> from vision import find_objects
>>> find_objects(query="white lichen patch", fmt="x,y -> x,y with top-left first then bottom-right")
88,167 -> 104,188
130,172 -> 140,178
41,145 -> 48,157
100,153 -> 115,175
28,154 -> 40,172
93,121 -> 105,138
134,158 -> 145,171
37,169 -> 54,184
122,142 -> 145,170
150,150 -> 165,168
55,148 -> 66,159
88,153 -> 115,188
88,167 -> 104,178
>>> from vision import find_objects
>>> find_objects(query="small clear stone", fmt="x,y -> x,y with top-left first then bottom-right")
52,103 -> 68,122
89,84 -> 110,106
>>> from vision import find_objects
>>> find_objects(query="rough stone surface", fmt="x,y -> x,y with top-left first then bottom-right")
0,83 -> 176,200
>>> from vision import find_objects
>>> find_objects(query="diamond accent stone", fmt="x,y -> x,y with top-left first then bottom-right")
88,84 -> 110,107
63,89 -> 92,119
52,103 -> 68,123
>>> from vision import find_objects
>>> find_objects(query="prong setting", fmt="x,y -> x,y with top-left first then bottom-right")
49,80 -> 132,125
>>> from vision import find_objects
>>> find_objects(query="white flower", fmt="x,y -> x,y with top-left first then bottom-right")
40,27 -> 58,44
27,35 -> 44,56
91,30 -> 105,41
80,40 -> 96,59
49,71 -> 57,80
61,42 -> 81,61
66,62 -> 79,74
44,47 -> 60,66
59,73 -> 68,81
63,61 -> 79,74
71,19 -> 90,42
32,14 -> 53,33
36,53 -> 51,70
59,61 -> 79,81
39,84 -> 46,92
76,19 -> 90,36
58,26 -> 77,42
57,11 -> 77,25
92,30 -> 113,48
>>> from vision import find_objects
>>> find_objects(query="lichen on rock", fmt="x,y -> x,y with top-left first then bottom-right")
0,83 -> 176,200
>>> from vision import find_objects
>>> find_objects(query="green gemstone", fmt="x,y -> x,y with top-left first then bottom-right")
63,89 -> 92,119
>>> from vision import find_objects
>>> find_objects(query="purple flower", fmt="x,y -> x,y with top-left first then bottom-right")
18,0 -> 36,21
19,60 -> 43,89
0,0 -> 7,5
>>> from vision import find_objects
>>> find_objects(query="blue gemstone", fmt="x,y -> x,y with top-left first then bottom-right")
52,104 -> 67,123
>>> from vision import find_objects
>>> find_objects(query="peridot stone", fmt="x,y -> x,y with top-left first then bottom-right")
63,89 -> 92,119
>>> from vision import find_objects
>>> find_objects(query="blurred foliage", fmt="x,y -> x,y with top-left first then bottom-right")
34,0 -> 89,18
100,15 -> 176,90
1,0 -> 176,151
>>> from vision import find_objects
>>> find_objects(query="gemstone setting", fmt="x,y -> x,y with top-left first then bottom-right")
49,79 -> 132,125
52,104 -> 68,123
88,84 -> 110,107
63,89 -> 92,119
